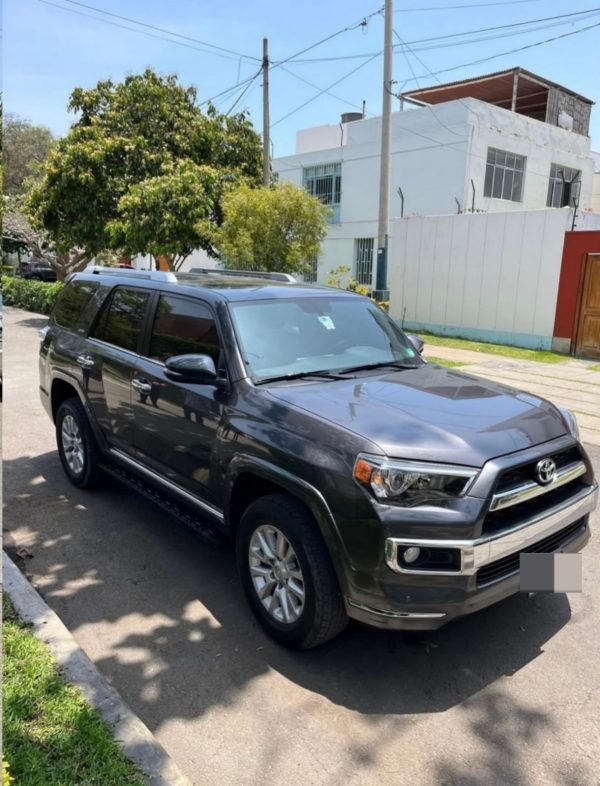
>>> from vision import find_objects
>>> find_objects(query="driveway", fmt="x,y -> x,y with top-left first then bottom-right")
3,306 -> 599,786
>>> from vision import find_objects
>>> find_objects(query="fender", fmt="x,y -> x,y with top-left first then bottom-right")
48,369 -> 111,455
225,454 -> 353,596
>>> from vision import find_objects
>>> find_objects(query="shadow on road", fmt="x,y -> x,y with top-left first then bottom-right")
3,448 -> 574,735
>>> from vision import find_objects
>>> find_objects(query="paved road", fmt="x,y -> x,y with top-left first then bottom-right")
4,307 -> 599,786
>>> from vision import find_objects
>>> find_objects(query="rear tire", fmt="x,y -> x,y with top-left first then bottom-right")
56,398 -> 103,489
237,493 -> 348,649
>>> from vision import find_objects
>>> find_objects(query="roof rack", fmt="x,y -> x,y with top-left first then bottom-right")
84,265 -> 178,283
189,267 -> 297,283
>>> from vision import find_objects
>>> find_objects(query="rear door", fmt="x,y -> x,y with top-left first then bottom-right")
131,293 -> 225,503
85,286 -> 153,453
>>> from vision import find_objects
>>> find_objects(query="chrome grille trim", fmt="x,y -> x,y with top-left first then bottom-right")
489,461 -> 587,512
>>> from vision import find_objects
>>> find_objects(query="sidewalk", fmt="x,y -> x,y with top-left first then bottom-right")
423,345 -> 600,446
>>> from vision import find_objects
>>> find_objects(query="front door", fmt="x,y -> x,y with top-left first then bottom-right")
131,293 -> 225,504
575,254 -> 600,359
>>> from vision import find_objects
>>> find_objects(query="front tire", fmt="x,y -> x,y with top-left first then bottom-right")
56,398 -> 103,489
237,493 -> 348,649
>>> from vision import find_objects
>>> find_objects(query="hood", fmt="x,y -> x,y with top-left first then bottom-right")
266,364 -> 568,467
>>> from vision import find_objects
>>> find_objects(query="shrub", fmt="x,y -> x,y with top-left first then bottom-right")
2,275 -> 63,315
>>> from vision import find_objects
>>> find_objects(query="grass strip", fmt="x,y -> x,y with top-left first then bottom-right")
2,594 -> 146,786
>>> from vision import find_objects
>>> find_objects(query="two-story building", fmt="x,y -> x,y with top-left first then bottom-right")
273,67 -> 596,287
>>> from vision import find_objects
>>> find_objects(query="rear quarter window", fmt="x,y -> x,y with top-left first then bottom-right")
53,280 -> 100,331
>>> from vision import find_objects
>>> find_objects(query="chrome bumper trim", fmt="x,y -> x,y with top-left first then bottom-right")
347,598 -> 447,619
385,483 -> 597,576
489,461 -> 587,512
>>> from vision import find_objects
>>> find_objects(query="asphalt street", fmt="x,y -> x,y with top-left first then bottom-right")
3,306 -> 599,786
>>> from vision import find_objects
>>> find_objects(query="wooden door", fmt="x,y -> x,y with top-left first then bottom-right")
575,254 -> 600,358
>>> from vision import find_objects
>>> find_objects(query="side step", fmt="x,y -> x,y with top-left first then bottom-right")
100,462 -> 229,548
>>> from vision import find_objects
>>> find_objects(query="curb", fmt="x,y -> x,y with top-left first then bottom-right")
2,551 -> 193,786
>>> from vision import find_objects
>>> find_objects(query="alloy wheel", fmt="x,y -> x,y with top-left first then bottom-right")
249,525 -> 306,624
61,414 -> 85,475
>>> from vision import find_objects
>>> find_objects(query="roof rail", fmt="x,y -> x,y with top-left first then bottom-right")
84,265 -> 178,283
189,267 -> 297,283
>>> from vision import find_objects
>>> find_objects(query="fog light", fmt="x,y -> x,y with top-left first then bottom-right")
403,546 -> 421,564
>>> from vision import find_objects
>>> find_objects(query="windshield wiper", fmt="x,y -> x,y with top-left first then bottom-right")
256,369 -> 351,385
338,361 -> 421,374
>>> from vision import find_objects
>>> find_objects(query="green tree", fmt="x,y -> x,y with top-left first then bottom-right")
27,69 -> 262,269
2,114 -> 54,195
216,181 -> 330,275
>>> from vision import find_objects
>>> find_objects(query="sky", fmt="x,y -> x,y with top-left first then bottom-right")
3,0 -> 600,156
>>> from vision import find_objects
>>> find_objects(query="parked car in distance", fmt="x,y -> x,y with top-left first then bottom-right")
20,261 -> 57,282
39,268 -> 597,648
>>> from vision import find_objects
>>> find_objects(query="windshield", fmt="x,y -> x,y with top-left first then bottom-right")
229,296 -> 422,381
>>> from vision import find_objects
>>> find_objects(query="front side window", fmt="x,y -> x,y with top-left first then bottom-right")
547,164 -> 581,207
355,238 -> 374,286
303,163 -> 341,223
53,280 -> 99,330
91,287 -> 150,352
230,297 -> 421,381
149,295 -> 220,364
484,148 -> 525,202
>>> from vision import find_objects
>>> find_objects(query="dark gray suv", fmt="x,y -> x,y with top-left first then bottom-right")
39,268 -> 597,648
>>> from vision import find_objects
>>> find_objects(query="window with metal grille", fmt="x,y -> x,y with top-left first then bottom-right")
303,255 -> 318,283
547,164 -> 581,207
303,163 -> 341,223
354,238 -> 374,286
484,148 -> 525,202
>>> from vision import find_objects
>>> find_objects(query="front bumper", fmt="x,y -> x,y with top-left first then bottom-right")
346,482 -> 597,630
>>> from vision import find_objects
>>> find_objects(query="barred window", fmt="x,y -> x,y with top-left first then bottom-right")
354,238 -> 374,286
484,148 -> 525,202
303,163 -> 341,223
303,255 -> 318,283
547,164 -> 581,207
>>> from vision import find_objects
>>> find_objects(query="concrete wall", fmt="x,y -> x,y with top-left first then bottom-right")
387,208 -> 573,350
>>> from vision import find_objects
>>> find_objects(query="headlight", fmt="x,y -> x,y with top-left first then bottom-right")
559,407 -> 579,441
354,455 -> 478,504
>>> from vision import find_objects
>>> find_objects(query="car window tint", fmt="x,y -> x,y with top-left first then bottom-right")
53,281 -> 99,330
91,287 -> 150,352
149,295 -> 220,364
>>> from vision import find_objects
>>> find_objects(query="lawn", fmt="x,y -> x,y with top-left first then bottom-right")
2,594 -> 145,786
417,332 -> 567,364
425,356 -> 468,368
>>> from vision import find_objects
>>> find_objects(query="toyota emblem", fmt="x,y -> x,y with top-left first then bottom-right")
535,458 -> 556,485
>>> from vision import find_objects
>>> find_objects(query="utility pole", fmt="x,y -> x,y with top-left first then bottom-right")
262,37 -> 270,187
375,0 -> 393,299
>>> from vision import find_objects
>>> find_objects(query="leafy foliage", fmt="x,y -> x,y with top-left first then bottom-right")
27,69 -> 262,268
2,276 -> 64,315
2,114 -> 54,195
216,182 -> 330,274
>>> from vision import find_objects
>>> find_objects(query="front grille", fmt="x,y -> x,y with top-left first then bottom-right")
476,518 -> 585,588
482,479 -> 588,536
494,446 -> 581,494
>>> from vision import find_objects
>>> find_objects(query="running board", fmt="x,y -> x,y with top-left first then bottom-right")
100,460 -> 228,548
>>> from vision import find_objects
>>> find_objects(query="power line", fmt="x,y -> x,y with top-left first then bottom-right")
282,7 -> 600,62
60,0 -> 260,62
279,66 -> 373,116
37,0 -> 254,62
272,53 -> 382,128
394,0 -> 545,10
226,68 -> 263,115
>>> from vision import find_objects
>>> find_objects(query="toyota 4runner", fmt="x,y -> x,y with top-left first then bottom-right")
39,268 -> 597,648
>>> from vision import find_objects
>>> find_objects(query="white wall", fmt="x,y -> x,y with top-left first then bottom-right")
387,208 -> 572,350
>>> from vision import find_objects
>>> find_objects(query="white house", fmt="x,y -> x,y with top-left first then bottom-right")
273,68 -> 596,287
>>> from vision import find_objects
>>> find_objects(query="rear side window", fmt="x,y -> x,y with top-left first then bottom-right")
53,281 -> 99,330
91,287 -> 150,353
149,295 -> 220,364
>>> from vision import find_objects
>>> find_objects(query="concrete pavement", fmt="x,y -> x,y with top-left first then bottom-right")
3,306 -> 599,786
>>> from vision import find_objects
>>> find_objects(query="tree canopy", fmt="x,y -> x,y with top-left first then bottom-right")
216,182 -> 330,275
27,69 -> 262,269
2,114 -> 54,195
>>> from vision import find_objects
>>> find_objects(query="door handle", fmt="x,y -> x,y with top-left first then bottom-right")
132,378 -> 153,395
76,353 -> 95,369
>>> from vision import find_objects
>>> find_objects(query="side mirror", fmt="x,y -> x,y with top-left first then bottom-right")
164,354 -> 223,386
406,334 -> 424,355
